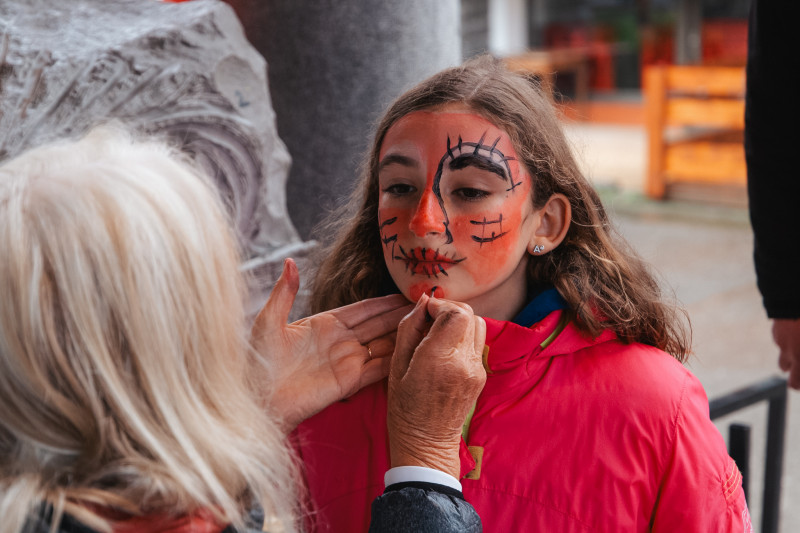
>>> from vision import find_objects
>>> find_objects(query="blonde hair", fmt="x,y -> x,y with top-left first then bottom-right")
311,55 -> 690,360
0,126 -> 298,532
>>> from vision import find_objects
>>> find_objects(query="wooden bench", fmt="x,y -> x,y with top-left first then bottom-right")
644,65 -> 746,205
504,48 -> 591,105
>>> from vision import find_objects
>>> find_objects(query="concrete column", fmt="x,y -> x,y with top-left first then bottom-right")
225,0 -> 462,240
488,0 -> 529,56
462,0 -> 490,58
528,0 -> 548,48
675,0 -> 702,65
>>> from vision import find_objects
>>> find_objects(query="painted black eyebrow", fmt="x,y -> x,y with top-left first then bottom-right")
378,154 -> 419,172
448,153 -> 508,181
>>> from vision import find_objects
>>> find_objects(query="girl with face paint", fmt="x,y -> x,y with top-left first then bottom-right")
297,56 -> 750,532
377,107 -> 540,320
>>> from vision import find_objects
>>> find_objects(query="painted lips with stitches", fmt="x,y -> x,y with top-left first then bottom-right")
395,245 -> 465,277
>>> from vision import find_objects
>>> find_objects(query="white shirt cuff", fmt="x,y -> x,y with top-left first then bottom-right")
384,465 -> 462,492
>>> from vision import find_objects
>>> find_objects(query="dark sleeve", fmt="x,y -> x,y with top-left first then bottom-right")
369,482 -> 482,533
745,0 -> 800,319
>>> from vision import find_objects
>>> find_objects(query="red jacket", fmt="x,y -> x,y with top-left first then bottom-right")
294,310 -> 751,532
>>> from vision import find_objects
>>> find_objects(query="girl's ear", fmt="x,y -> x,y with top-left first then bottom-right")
527,193 -> 571,255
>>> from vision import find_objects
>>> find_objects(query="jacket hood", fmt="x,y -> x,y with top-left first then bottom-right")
482,310 -> 617,392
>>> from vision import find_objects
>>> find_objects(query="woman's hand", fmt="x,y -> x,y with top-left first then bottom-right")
387,294 -> 487,479
773,318 -> 800,389
252,258 -> 412,432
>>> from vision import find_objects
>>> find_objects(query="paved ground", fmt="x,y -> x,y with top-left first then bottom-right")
563,122 -> 798,532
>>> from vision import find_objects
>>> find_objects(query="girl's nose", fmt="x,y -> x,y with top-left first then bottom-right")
409,190 -> 446,237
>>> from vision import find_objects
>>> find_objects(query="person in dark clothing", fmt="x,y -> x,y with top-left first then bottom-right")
0,126 -> 483,533
745,0 -> 800,389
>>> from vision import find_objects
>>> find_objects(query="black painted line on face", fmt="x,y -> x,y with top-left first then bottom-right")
472,231 -> 509,244
469,213 -> 507,245
469,214 -> 504,225
433,138 -> 455,244
447,134 -> 515,185
379,216 -> 399,261
393,245 -> 466,276
380,216 -> 398,230
473,132 -> 487,154
506,180 -> 523,192
449,153 -> 507,180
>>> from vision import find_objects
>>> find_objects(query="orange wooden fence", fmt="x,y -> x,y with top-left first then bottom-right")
645,65 -> 746,205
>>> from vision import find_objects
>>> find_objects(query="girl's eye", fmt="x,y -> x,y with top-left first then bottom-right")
454,187 -> 490,201
383,183 -> 416,196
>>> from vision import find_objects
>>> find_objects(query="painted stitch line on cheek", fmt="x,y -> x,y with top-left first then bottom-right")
380,216 -> 398,245
379,216 -> 398,259
470,213 -> 508,246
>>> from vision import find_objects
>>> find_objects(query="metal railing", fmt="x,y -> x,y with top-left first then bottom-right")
709,376 -> 788,533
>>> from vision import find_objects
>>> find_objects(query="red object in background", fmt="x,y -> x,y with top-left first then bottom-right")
543,23 -> 616,92
543,17 -> 747,90
587,26 -> 615,92
640,25 -> 674,67
702,19 -> 748,66
640,19 -> 748,70
640,25 -> 674,87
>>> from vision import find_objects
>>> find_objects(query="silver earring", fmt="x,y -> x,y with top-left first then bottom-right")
533,245 -> 545,254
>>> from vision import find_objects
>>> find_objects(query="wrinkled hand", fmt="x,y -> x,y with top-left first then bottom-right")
773,318 -> 800,389
252,258 -> 412,432
387,294 -> 487,479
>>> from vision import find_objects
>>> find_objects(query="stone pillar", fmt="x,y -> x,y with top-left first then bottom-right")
675,0 -> 702,65
488,0 -> 529,56
224,0 -> 462,240
0,0 -> 314,318
463,0 -> 491,58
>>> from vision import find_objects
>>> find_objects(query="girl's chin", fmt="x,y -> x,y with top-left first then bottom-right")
407,282 -> 447,301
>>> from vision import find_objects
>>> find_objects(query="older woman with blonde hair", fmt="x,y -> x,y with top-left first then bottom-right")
0,127 -> 485,533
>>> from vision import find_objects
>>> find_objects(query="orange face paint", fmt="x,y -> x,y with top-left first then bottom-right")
378,106 -> 537,320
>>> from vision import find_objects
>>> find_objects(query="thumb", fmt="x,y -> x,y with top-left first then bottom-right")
391,293 -> 430,380
255,258 -> 299,331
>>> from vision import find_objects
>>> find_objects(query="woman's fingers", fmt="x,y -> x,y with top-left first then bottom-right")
357,356 -> 393,393
254,258 -> 299,333
392,294 -> 431,378
365,333 -> 396,360
332,294 -> 410,328
350,304 -> 413,345
328,294 -> 412,344
424,297 -> 477,356
474,316 -> 487,360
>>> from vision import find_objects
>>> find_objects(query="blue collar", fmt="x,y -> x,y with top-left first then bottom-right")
511,287 -> 567,328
